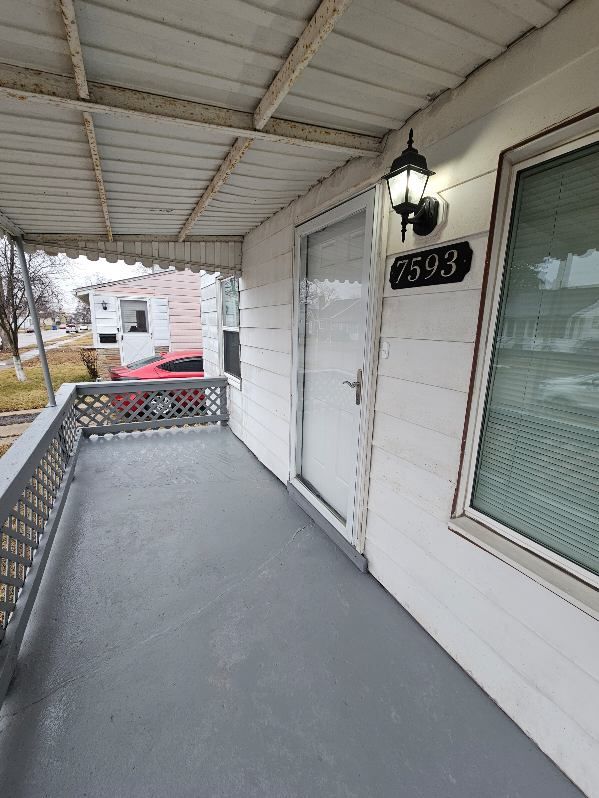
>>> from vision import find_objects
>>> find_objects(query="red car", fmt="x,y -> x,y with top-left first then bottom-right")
109,350 -> 205,419
109,349 -> 204,380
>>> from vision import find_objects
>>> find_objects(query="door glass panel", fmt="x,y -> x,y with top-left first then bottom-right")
121,300 -> 148,333
298,210 -> 367,522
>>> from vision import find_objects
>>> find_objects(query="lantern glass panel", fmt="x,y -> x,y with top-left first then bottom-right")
406,169 -> 428,207
387,170 -> 408,209
387,168 -> 429,210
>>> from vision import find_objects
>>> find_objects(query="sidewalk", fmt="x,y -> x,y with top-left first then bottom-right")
0,409 -> 40,453
0,333 -> 87,370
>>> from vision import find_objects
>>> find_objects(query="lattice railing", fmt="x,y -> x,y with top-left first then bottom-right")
0,377 -> 228,685
74,377 -> 229,433
0,388 -> 78,640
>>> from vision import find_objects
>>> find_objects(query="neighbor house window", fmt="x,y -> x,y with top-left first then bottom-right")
470,141 -> 599,579
221,276 -> 240,379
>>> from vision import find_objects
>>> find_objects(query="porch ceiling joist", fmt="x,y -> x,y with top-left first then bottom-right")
177,138 -> 253,242
0,209 -> 22,238
0,63 -> 380,158
177,0 -> 354,241
253,0 -> 352,131
58,0 -> 113,242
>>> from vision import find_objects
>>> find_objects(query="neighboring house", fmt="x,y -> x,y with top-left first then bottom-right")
76,269 -> 202,372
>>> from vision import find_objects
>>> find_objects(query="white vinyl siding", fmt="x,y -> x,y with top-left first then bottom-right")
200,224 -> 293,482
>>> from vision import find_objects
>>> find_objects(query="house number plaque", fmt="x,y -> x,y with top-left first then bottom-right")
389,241 -> 473,289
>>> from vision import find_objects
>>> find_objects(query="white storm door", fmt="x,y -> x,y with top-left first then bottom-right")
119,299 -> 153,365
295,192 -> 374,542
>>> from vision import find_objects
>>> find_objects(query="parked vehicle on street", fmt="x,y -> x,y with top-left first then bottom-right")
77,324 -> 89,332
109,350 -> 204,380
109,350 -> 205,418
66,323 -> 77,333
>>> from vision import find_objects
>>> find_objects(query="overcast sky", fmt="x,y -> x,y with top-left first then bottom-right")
60,256 -> 147,310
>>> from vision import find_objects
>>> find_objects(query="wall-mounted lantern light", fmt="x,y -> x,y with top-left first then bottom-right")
101,300 -> 108,311
383,128 -> 439,242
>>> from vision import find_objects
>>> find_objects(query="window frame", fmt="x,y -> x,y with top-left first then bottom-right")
218,275 -> 241,385
156,357 -> 204,374
456,120 -> 599,593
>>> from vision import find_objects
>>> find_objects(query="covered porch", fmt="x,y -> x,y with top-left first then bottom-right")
1,0 -> 598,794
0,424 -> 581,797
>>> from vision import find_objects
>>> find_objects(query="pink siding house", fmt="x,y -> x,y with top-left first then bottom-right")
76,269 -> 202,370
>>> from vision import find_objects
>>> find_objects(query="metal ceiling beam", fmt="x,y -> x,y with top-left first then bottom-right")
177,138 -> 253,242
0,209 -> 22,237
254,0 -> 352,130
0,63 -> 381,157
58,0 -> 113,241
177,0 -> 353,240
81,112 -> 113,240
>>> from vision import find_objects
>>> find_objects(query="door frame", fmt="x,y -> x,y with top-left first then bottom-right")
117,295 -> 154,365
290,185 -> 387,551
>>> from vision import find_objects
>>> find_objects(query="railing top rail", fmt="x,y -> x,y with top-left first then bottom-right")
75,377 -> 229,395
0,383 -> 77,515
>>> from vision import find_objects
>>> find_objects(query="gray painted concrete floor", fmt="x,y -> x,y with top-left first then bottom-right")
0,426 -> 582,798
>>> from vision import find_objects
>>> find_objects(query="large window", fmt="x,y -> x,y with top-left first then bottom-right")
221,277 -> 240,379
471,141 -> 599,579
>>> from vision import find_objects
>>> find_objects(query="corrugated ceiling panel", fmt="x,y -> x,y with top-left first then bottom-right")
92,115 -> 237,235
0,0 -> 572,244
278,0 -> 570,136
189,139 -> 348,236
0,97 -> 105,234
62,0 -> 318,112
0,0 -> 73,75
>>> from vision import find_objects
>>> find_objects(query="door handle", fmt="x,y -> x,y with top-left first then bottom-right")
342,369 -> 362,406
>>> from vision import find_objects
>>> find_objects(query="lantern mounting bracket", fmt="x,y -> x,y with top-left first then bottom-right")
411,196 -> 440,238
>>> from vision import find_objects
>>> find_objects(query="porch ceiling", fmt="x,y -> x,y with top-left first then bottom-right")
0,0 -> 569,270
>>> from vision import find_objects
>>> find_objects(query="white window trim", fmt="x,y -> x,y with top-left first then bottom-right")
217,276 -> 241,388
454,115 -> 599,602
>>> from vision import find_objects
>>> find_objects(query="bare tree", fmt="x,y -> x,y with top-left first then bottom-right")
0,237 -> 65,381
72,298 -> 91,324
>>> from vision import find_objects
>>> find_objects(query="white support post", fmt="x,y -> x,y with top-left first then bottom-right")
12,237 -> 56,407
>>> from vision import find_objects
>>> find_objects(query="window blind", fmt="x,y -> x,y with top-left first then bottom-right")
472,142 -> 599,577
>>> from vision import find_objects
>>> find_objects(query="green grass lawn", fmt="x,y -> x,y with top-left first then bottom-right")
0,342 -> 91,412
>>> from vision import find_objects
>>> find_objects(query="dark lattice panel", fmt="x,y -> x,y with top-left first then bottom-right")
74,385 -> 226,429
0,404 -> 77,636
